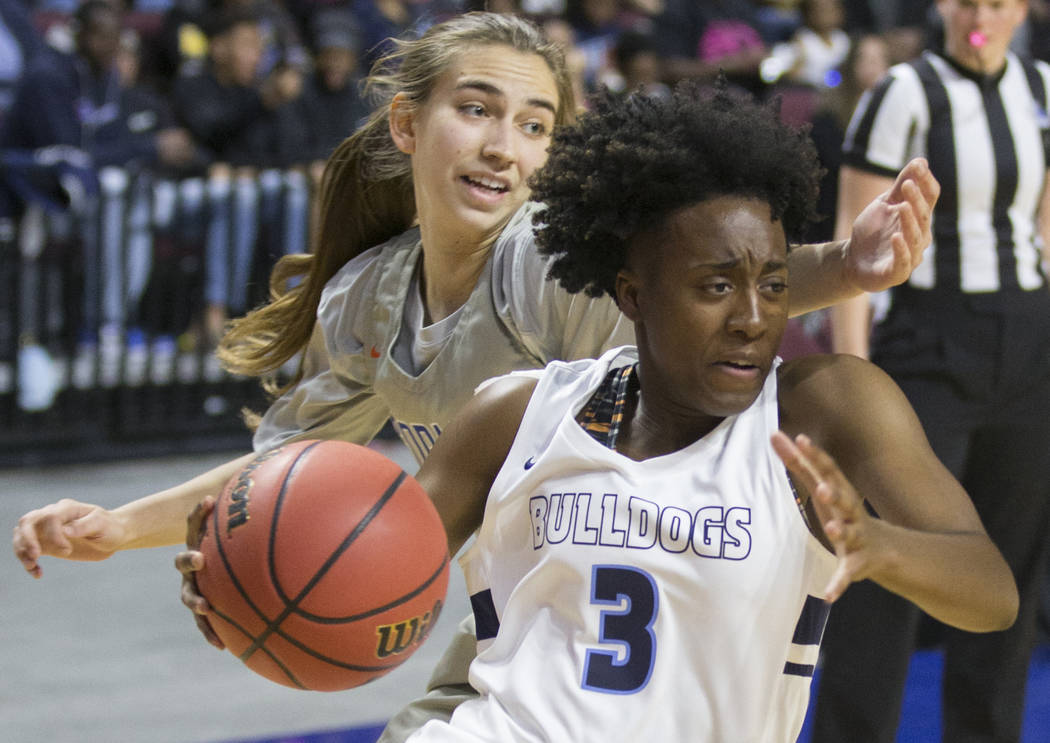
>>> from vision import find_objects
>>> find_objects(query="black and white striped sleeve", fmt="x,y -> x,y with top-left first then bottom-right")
842,65 -> 927,178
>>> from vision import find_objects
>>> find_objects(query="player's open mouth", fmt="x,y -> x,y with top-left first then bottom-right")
462,175 -> 510,193
716,360 -> 760,377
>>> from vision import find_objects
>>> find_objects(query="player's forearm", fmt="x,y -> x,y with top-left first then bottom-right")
786,240 -> 854,316
112,453 -> 256,550
867,520 -> 1018,632
829,295 -> 871,357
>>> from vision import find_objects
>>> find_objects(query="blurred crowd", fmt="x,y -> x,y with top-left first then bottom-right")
4,0 -> 1050,202
2,0 -> 1050,400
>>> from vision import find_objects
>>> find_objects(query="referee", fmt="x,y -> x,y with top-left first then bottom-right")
816,1 -> 1050,741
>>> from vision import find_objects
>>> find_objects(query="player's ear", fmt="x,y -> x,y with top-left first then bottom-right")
615,268 -> 642,322
389,93 -> 418,155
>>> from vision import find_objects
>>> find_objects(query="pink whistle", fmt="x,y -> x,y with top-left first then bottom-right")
969,31 -> 987,48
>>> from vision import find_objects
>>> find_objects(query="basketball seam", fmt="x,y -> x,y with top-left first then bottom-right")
238,468 -> 410,663
207,606 -> 309,689
292,554 -> 449,624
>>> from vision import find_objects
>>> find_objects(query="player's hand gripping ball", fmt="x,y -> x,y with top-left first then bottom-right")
195,440 -> 450,691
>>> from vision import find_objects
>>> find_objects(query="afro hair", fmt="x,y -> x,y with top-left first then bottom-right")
530,82 -> 824,298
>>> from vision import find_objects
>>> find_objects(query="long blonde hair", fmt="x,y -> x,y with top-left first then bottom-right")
217,12 -> 575,403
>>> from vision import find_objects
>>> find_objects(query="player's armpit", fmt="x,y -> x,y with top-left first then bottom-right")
417,376 -> 538,556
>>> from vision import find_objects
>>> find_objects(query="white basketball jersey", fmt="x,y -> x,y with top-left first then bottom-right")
411,347 -> 837,743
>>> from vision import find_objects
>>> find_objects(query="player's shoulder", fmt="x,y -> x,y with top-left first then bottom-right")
491,201 -> 547,287
319,228 -> 419,314
777,353 -> 903,438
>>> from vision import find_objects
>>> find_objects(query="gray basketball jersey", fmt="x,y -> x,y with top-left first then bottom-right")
411,348 -> 837,742
254,204 -> 634,461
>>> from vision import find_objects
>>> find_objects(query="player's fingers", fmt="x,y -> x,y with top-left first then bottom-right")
36,514 -> 74,556
195,613 -> 225,650
895,184 -> 926,259
174,549 -> 205,576
12,525 -> 44,577
771,431 -> 822,489
13,517 -> 41,559
822,516 -> 844,543
825,515 -> 866,553
883,160 -> 917,205
824,562 -> 854,604
180,575 -> 210,614
910,157 -> 940,212
885,158 -> 929,204
793,437 -> 864,518
186,496 -> 215,549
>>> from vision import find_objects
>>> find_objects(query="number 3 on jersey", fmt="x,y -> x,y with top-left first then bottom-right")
582,565 -> 658,694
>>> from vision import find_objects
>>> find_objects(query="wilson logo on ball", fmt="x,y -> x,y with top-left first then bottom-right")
375,599 -> 444,658
226,448 -> 281,535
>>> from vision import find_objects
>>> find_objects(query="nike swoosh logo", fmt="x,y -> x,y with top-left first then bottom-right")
524,457 -> 536,470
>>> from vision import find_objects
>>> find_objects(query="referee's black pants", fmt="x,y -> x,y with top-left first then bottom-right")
811,290 -> 1050,743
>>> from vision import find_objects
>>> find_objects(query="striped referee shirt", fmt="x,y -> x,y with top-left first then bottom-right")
843,50 -> 1050,301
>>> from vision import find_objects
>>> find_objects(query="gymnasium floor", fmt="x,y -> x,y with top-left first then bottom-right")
3,443 -> 1049,743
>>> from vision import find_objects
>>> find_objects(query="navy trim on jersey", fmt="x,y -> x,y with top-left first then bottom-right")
470,589 -> 500,641
783,594 -> 830,678
791,594 -> 831,645
784,661 -> 817,678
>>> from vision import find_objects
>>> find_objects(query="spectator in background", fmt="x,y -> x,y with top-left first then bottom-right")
172,6 -> 302,172
564,0 -> 630,93
604,28 -> 669,98
840,0 -> 929,63
763,0 -> 850,89
753,0 -> 803,44
0,0 -> 45,122
147,0 -> 308,96
297,6 -> 369,180
172,5 -> 308,347
146,0 -> 211,93
840,0 -> 932,35
1027,0 -> 1050,62
2,0 -> 196,186
653,0 -> 767,94
351,0 -> 432,71
535,15 -> 588,109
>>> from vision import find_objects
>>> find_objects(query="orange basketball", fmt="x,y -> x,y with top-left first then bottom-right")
195,439 -> 449,691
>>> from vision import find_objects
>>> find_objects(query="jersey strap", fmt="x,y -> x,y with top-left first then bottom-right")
577,363 -> 638,449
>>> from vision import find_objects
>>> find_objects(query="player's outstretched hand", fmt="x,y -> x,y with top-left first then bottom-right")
845,157 -> 940,293
175,495 -> 225,650
771,431 -> 889,603
13,499 -> 127,577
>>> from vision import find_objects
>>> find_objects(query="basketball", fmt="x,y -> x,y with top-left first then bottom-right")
195,439 -> 450,691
